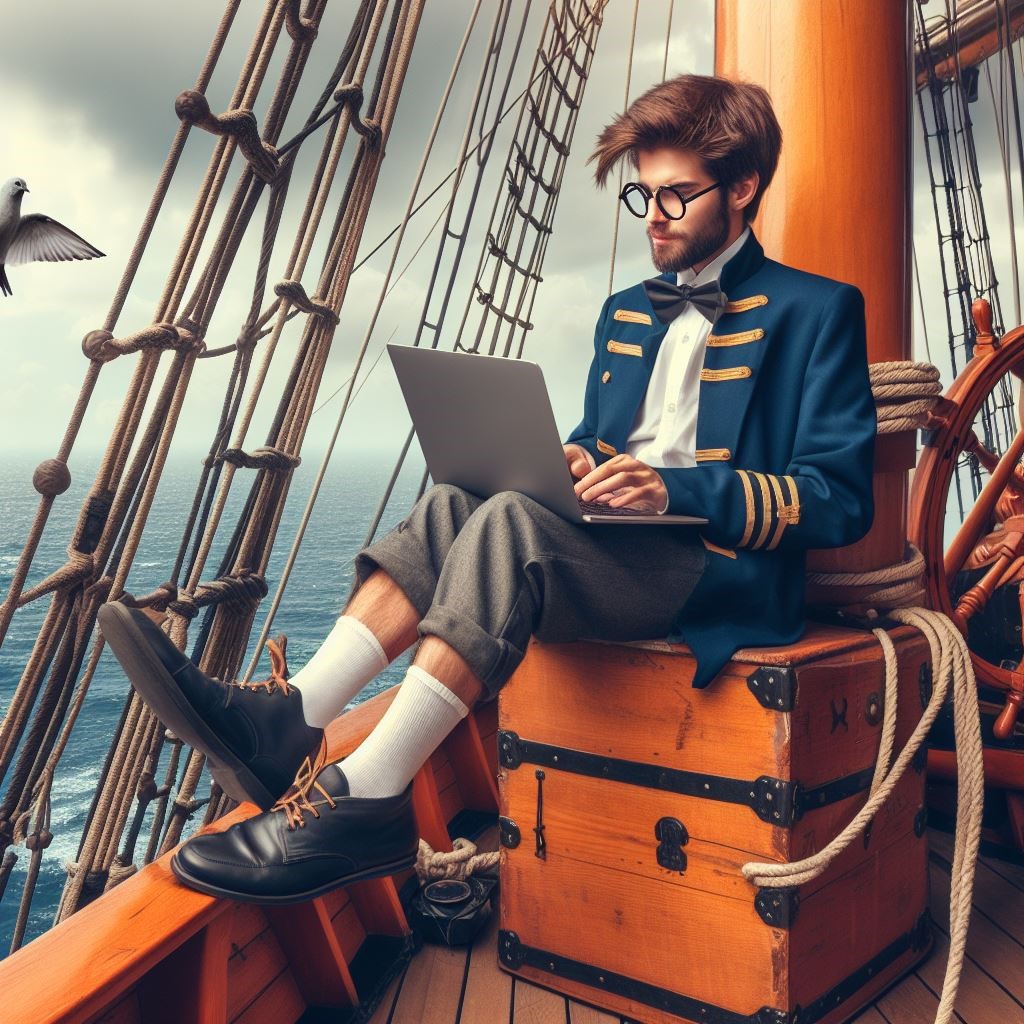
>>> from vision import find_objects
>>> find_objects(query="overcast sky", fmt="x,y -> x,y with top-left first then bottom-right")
0,0 -> 1018,471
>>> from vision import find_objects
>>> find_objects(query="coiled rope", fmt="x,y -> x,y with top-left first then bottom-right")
415,836 -> 499,882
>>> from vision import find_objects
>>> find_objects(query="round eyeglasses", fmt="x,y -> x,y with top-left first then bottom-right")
618,180 -> 722,220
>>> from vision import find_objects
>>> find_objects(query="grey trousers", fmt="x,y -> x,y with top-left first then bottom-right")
353,485 -> 707,701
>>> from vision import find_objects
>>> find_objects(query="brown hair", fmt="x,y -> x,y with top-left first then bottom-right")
589,74 -> 782,222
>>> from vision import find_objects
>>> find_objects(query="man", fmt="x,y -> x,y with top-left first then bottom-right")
97,74 -> 875,903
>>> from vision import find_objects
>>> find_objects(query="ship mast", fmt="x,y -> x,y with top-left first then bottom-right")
715,0 -> 913,576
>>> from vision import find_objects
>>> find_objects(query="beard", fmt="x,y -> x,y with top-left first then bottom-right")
648,190 -> 731,274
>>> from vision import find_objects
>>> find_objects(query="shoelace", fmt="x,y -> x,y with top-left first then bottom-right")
233,637 -> 292,696
270,736 -> 340,830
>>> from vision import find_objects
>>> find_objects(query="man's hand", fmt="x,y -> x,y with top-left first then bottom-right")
574,454 -> 669,513
563,444 -> 593,481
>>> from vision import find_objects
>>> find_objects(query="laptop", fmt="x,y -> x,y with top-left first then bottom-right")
386,345 -> 707,526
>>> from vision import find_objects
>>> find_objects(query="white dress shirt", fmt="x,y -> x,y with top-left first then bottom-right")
574,227 -> 750,513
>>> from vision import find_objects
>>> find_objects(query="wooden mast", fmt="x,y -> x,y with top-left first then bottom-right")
715,0 -> 913,573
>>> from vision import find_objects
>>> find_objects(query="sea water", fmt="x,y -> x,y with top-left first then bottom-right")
0,449 -> 426,954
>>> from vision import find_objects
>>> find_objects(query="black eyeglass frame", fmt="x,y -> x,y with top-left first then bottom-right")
618,180 -> 722,220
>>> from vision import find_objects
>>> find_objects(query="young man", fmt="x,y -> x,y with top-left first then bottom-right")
98,74 -> 876,903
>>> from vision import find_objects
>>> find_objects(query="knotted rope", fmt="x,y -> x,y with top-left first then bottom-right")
175,90 -> 280,183
81,323 -> 205,363
273,280 -> 340,324
415,836 -> 499,883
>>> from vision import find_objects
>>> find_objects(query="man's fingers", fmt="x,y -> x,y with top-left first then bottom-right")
579,470 -> 633,501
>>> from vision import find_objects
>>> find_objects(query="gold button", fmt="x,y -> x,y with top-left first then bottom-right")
601,370 -> 611,383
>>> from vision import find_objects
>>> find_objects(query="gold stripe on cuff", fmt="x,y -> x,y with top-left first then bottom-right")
596,438 -> 618,456
780,475 -> 801,525
707,328 -> 765,347
737,470 -> 757,547
606,339 -> 644,357
750,471 -> 775,550
765,474 -> 789,550
723,295 -> 768,314
613,309 -> 653,325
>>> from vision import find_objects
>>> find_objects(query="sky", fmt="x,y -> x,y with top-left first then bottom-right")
0,0 -> 1019,474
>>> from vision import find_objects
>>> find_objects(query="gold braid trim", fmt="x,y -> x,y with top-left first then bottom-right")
765,475 -> 789,551
613,309 -> 653,325
750,472 -> 775,550
737,470 -> 757,547
701,535 -> 737,559
606,339 -> 643,357
707,328 -> 765,347
700,366 -> 752,381
780,475 -> 801,525
723,295 -> 768,313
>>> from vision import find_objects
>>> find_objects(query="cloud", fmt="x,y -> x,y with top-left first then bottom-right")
8,0 -> 1011,466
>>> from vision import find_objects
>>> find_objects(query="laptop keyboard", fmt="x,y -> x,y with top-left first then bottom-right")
578,499 -> 649,517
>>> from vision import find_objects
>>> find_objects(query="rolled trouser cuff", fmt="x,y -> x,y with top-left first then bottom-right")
417,604 -> 526,702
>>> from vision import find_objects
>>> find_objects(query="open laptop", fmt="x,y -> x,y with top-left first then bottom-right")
387,345 -> 707,526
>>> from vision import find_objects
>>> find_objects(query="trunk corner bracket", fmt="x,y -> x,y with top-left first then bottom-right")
747,666 -> 796,711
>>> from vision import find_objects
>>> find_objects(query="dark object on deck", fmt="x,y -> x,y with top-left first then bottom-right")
408,876 -> 499,947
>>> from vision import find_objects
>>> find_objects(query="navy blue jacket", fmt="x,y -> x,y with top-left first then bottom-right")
565,230 -> 876,687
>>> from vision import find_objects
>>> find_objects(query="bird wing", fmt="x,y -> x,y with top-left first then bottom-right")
6,214 -> 105,266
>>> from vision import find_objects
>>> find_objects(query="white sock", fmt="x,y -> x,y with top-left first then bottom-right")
288,615 -> 389,728
340,665 -> 469,799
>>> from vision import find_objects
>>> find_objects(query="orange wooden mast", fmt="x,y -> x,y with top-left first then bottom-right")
715,0 -> 913,575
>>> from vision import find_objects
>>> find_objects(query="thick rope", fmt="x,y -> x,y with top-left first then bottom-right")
415,837 -> 499,882
870,359 -> 943,433
746,529 -> 984,1023
806,542 -> 929,611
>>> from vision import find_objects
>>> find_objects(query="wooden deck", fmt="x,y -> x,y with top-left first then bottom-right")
367,826 -> 1024,1024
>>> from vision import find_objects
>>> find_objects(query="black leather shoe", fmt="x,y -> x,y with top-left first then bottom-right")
97,602 -> 324,810
170,745 -> 418,903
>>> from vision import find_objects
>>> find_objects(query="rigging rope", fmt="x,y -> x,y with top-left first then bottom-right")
0,0 -> 610,947
605,0 -> 640,299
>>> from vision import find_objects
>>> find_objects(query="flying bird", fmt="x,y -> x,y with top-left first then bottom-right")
0,178 -> 105,297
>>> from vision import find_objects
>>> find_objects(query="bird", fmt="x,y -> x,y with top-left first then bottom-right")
0,178 -> 105,297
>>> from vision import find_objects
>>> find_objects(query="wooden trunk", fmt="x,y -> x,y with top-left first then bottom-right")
497,624 -> 933,1024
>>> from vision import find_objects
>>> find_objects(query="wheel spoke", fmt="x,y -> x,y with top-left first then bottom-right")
946,425 -> 1024,580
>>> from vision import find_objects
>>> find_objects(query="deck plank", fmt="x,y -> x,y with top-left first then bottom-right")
567,1001 -> 620,1023
930,831 -> 1024,946
459,914 -> 512,1024
365,967 -> 405,1024
849,1007 -> 888,1023
916,918 -> 1020,1023
389,941 -> 468,1024
930,829 -> 1024,894
929,855 -> 1024,1008
512,977 -> 569,1023
874,973 -> 946,1024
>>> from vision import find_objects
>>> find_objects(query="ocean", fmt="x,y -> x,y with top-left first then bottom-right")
0,449 -> 425,954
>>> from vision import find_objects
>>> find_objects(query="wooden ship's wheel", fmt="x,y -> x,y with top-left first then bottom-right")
909,299 -> 1024,849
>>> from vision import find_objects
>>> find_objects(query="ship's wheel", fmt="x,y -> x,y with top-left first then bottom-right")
909,300 -> 1024,750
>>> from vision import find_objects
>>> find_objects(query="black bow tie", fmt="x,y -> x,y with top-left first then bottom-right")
643,277 -> 726,325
